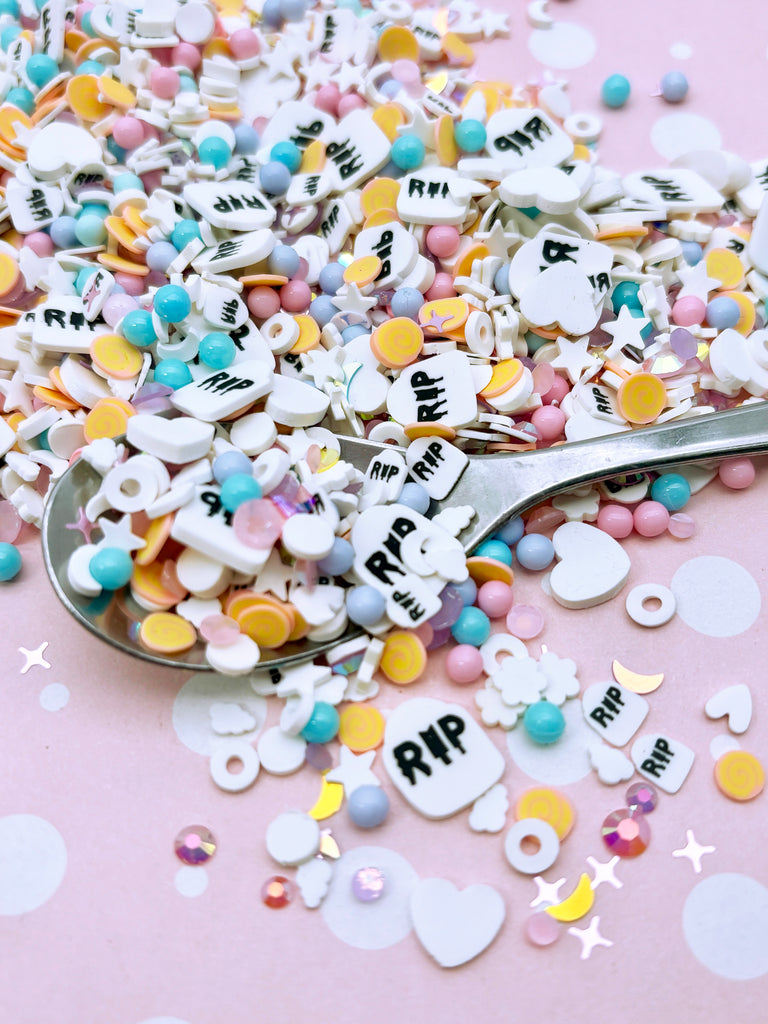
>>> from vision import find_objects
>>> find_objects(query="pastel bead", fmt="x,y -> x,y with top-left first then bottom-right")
660,70 -> 689,103
301,702 -> 339,743
0,542 -> 22,581
348,785 -> 389,828
515,534 -> 555,571
426,225 -> 460,258
671,295 -> 705,326
597,503 -> 634,539
451,606 -> 491,646
220,473 -> 263,513
633,500 -> 670,537
446,644 -> 484,684
650,473 -> 690,511
476,580 -> 514,618
601,73 -> 631,108
523,701 -> 565,745
89,547 -> 133,589
718,457 -> 756,489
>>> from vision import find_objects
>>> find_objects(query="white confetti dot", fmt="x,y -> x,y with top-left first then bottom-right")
172,672 -> 267,755
39,683 -> 69,712
683,874 -> 768,979
671,556 -> 761,637
174,866 -> 209,898
669,42 -> 693,60
650,114 -> 722,160
0,814 -> 67,915
709,734 -> 741,762
321,846 -> 418,950
528,23 -> 596,69
506,699 -> 592,785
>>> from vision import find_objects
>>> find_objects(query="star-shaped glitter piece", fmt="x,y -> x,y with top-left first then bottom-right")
275,661 -> 333,698
586,855 -> 623,891
474,218 -> 520,259
303,345 -> 347,389
251,548 -> 293,601
0,370 -> 34,416
422,310 -> 453,332
301,58 -> 338,93
39,261 -> 78,296
549,335 -> 602,386
18,642 -> 51,674
331,283 -> 377,317
529,875 -> 567,909
330,60 -> 366,94
675,260 -> 720,303
477,7 -> 510,38
672,829 -> 716,873
568,916 -> 614,960
276,426 -> 313,463
395,106 -> 439,149
326,745 -> 380,795
601,304 -> 651,360
17,247 -> 51,291
116,47 -> 155,89
65,506 -> 96,544
93,514 -> 146,553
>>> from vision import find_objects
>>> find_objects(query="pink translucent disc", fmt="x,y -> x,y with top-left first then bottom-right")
506,604 -> 545,640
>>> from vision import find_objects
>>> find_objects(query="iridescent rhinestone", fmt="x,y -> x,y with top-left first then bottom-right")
351,866 -> 385,902
261,875 -> 294,908
601,808 -> 651,857
626,782 -> 658,813
174,825 -> 216,865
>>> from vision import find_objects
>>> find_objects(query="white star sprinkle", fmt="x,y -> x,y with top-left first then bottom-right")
568,915 -> 614,960
529,875 -> 567,908
18,642 -> 51,674
672,829 -> 716,873
549,335 -> 602,386
326,744 -> 380,795
586,855 -> 623,890
93,514 -> 147,553
675,260 -> 720,303
601,304 -> 651,359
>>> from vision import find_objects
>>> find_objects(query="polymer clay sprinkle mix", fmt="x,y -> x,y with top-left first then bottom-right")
0,0 -> 765,973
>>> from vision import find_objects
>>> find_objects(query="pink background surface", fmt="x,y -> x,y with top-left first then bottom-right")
4,1 -> 768,1021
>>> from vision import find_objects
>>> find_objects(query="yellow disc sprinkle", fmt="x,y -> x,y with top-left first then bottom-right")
377,24 -> 419,63
403,422 -> 457,441
435,114 -> 458,166
90,334 -> 143,379
300,138 -> 326,173
0,251 -> 19,298
83,397 -> 135,442
370,317 -> 424,368
372,103 -> 407,142
418,297 -> 469,334
705,247 -> 744,291
466,556 -> 514,586
441,31 -> 475,66
360,177 -> 401,217
139,612 -> 197,654
380,630 -> 427,685
479,359 -> 524,399
714,750 -> 765,801
290,313 -> 320,353
97,253 -> 150,276
105,215 -> 144,255
338,705 -> 386,752
453,241 -> 490,278
135,513 -> 173,567
617,372 -> 667,424
33,384 -> 79,411
236,601 -> 293,649
343,255 -> 382,288
515,787 -> 575,839
97,74 -> 136,109
363,208 -> 401,229
723,290 -> 756,335
66,74 -> 111,120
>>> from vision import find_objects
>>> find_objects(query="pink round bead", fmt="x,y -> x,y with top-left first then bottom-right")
532,361 -> 555,396
424,272 -> 457,301
279,279 -> 311,312
668,512 -> 695,539
314,83 -> 340,115
337,92 -> 366,116
476,580 -> 514,618
426,225 -> 460,258
199,614 -> 241,645
150,67 -> 181,99
114,273 -> 145,296
233,499 -> 284,548
718,456 -> 755,489
171,42 -> 201,70
530,404 -> 565,441
247,286 -> 281,319
102,294 -> 139,327
445,644 -> 484,684
0,499 -> 22,543
671,295 -> 705,327
505,603 -> 544,640
112,116 -> 145,150
541,374 -> 570,405
524,912 -> 561,947
24,231 -> 54,257
597,503 -> 634,539
228,28 -> 261,60
390,58 -> 421,87
74,2 -> 93,28
633,500 -> 670,537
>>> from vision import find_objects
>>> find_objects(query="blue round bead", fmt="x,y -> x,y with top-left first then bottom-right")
0,0 -> 19,16
89,547 -> 133,589
153,358 -> 192,389
270,140 -> 302,172
75,267 -> 93,295
380,79 -> 402,100
454,118 -> 486,152
309,294 -> 338,326
75,213 -> 107,246
0,25 -> 21,50
212,450 -> 253,483
650,472 -> 691,511
233,124 -> 259,153
341,324 -> 368,343
525,331 -> 549,355
398,482 -> 430,514
523,701 -> 565,744
660,70 -> 689,103
318,262 -> 346,294
76,59 -> 104,75
26,53 -> 58,87
113,172 -> 145,194
280,0 -> 306,20
146,241 -> 179,273
260,160 -> 291,196
493,263 -> 511,296
121,309 -> 157,347
154,284 -> 191,323
390,286 -> 424,319
611,280 -> 643,313
317,537 -> 355,576
474,539 -> 513,565
198,135 -> 232,170
268,243 -> 301,277
453,577 -> 477,607
220,473 -> 263,512
451,606 -> 491,646
0,542 -> 22,581
199,332 -> 236,369
300,701 -> 339,743
705,295 -> 740,329
516,533 -> 555,571
261,0 -> 283,26
348,784 -> 389,828
171,219 -> 202,251
494,516 -> 524,546
6,87 -> 34,115
390,134 -> 425,170
178,74 -> 198,93
680,241 -> 703,266
601,73 -> 631,108
347,585 -> 386,626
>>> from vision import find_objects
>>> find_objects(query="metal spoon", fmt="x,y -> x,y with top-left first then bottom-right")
41,402 -> 768,671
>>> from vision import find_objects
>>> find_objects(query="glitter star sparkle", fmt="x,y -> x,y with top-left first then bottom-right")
586,855 -> 623,890
672,829 -> 716,873
65,507 -> 96,544
18,642 -> 52,674
568,915 -> 614,960
529,875 -> 567,909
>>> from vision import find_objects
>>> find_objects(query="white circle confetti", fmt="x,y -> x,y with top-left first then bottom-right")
683,874 -> 768,979
650,113 -> 721,160
39,683 -> 69,711
671,556 -> 761,637
506,699 -> 592,784
528,23 -> 597,69
321,846 -> 418,950
174,866 -> 209,898
0,814 -> 67,915
172,672 -> 267,755
669,42 -> 693,59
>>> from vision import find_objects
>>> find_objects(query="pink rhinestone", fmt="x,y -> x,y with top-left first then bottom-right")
174,825 -> 216,865
601,808 -> 651,857
261,875 -> 294,908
